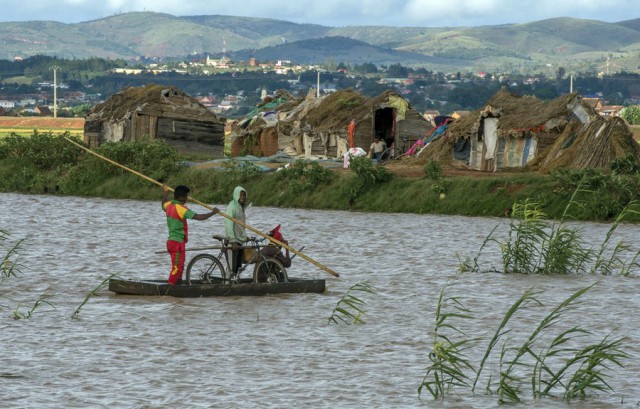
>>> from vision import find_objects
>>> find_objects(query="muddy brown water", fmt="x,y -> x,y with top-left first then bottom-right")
1,193 -> 639,408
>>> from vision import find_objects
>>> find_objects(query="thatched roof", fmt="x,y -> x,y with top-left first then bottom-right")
447,88 -> 596,140
231,88 -> 423,136
283,88 -> 425,132
528,116 -> 640,172
298,89 -> 368,131
86,84 -> 223,124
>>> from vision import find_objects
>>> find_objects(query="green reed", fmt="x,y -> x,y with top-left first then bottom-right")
0,229 -> 25,280
591,201 -> 640,276
421,285 -> 629,404
419,287 -> 477,399
328,281 -> 375,325
495,285 -> 594,403
13,295 -> 54,320
472,288 -> 543,393
561,334 -> 629,400
462,183 -> 640,276
457,225 -> 498,273
502,199 -> 593,275
71,274 -> 117,319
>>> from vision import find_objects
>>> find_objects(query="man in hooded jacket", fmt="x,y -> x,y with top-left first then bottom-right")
225,186 -> 248,278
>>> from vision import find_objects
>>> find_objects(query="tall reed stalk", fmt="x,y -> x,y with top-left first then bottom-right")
0,230 -> 25,280
419,287 -> 477,399
562,334 -> 629,400
591,201 -> 640,276
71,274 -> 117,319
328,281 -> 375,325
471,288 -> 542,392
434,284 -> 631,404
13,295 -> 54,319
496,285 -> 593,403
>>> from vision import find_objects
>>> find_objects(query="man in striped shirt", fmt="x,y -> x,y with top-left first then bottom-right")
162,184 -> 219,285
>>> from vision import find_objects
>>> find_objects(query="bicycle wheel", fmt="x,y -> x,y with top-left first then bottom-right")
185,254 -> 225,285
253,258 -> 288,284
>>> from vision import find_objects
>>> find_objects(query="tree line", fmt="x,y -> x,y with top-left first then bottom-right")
1,55 -> 640,119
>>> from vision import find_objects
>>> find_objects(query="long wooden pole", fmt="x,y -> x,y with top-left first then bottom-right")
64,137 -> 340,277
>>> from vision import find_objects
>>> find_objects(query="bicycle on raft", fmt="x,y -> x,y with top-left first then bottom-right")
185,235 -> 290,285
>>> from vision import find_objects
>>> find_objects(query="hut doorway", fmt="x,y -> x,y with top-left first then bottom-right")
374,107 -> 395,149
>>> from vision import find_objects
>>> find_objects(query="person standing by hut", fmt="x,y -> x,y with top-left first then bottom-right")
225,186 -> 248,279
347,119 -> 356,149
162,185 -> 219,285
368,136 -> 386,160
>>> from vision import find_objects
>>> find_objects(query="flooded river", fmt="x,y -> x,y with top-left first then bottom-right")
1,193 -> 639,408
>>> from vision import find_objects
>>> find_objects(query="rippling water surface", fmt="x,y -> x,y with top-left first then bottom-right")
1,193 -> 639,408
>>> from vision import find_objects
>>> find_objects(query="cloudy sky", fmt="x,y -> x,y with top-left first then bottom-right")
1,0 -> 638,27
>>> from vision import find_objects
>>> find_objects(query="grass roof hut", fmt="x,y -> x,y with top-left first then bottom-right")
226,90 -> 302,157
84,84 -> 225,154
228,89 -> 432,159
527,115 -> 640,172
425,88 -> 597,172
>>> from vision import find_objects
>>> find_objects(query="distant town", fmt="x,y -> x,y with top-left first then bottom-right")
1,53 -> 639,123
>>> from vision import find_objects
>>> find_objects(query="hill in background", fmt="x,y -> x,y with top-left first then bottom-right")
1,12 -> 640,73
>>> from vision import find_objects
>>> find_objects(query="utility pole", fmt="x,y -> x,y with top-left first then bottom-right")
50,65 -> 60,118
570,75 -> 573,93
317,71 -> 321,98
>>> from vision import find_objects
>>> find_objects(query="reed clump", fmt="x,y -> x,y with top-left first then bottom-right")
420,284 -> 629,404
459,183 -> 640,276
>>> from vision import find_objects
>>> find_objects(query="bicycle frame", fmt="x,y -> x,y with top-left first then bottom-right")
185,235 -> 289,285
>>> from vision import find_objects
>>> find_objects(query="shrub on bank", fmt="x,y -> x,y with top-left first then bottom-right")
346,155 -> 393,204
0,131 -> 82,170
275,160 -> 335,194
60,139 -> 181,195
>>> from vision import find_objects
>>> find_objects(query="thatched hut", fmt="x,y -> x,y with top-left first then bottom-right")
227,90 -> 302,157
84,84 -> 225,153
228,89 -> 432,159
434,89 -> 597,171
527,116 -> 640,172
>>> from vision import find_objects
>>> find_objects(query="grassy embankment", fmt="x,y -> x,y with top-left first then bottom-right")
1,132 -> 640,222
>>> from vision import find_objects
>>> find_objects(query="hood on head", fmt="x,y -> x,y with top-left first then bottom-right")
233,186 -> 246,203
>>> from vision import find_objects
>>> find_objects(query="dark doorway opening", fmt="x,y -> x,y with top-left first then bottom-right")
375,107 -> 395,155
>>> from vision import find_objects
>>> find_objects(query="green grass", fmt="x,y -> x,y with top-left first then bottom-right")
1,75 -> 34,85
2,154 -> 636,222
3,132 -> 640,222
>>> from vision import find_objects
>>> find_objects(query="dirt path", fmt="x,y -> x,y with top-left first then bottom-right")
0,117 -> 84,129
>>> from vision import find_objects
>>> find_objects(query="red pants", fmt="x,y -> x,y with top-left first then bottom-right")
167,240 -> 186,285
